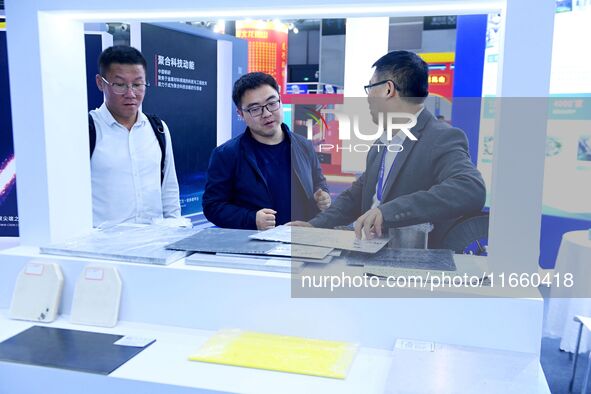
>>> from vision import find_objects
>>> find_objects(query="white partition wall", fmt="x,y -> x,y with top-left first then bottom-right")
343,17 -> 389,97
340,17 -> 389,173
7,10 -> 93,246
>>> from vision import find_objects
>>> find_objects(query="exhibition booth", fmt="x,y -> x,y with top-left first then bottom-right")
0,0 -> 583,392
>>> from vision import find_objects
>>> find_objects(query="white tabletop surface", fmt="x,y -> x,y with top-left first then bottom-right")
0,311 -> 549,394
0,311 -> 391,394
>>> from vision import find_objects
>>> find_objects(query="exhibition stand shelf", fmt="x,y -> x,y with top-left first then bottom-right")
0,311 -> 550,394
0,246 -> 550,393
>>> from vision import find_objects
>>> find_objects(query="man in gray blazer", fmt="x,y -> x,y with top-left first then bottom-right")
292,51 -> 486,248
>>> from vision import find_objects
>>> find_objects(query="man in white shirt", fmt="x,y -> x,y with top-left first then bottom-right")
90,45 -> 181,227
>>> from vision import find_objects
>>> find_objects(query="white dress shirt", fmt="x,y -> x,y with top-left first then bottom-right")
90,103 -> 181,227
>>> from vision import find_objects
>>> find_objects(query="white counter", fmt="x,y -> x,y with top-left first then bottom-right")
0,246 -> 549,392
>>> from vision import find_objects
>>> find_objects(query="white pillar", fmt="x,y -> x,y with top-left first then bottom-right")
488,0 -> 555,272
6,5 -> 92,245
341,17 -> 389,172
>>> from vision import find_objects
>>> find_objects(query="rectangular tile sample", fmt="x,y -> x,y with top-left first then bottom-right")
189,329 -> 357,379
0,326 -> 154,375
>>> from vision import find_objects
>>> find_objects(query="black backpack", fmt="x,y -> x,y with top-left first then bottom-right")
89,113 -> 166,184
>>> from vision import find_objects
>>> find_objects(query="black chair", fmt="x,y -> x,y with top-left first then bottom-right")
439,213 -> 489,255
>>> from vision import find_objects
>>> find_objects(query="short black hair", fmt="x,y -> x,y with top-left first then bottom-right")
98,45 -> 147,76
232,72 -> 279,108
372,50 -> 429,104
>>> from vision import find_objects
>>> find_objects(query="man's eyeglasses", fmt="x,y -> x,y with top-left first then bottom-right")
242,100 -> 281,117
363,80 -> 395,95
101,76 -> 149,95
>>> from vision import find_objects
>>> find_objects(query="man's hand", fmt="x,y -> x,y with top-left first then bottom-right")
256,208 -> 277,231
354,208 -> 384,240
314,189 -> 331,211
286,221 -> 313,227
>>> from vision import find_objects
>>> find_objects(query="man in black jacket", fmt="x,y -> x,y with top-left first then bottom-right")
203,72 -> 330,230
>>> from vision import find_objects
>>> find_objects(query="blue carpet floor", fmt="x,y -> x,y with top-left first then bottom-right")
542,336 -> 590,393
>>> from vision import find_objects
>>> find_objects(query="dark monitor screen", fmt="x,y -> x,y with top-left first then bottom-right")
288,64 -> 319,83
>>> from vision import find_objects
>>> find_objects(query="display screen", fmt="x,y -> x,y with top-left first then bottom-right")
141,23 -> 218,216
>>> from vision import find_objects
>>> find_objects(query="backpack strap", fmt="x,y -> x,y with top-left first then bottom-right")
145,114 -> 166,184
89,112 -> 167,185
88,113 -> 97,157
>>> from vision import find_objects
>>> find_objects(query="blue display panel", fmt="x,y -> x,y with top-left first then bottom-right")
0,30 -> 18,236
84,34 -> 105,112
451,14 -> 487,165
140,23 -> 218,216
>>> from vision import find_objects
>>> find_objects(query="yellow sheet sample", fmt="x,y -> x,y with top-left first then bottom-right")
188,329 -> 358,379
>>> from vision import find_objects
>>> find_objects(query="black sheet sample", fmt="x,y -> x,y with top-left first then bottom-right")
166,228 -> 282,255
345,248 -> 456,271
0,326 -> 154,375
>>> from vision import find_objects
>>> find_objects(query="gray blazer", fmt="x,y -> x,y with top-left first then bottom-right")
309,109 -> 486,247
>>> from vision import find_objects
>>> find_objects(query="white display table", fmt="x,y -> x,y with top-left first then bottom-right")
0,313 -> 550,394
544,230 -> 591,353
0,237 -> 18,251
0,314 -> 392,394
0,245 -> 549,392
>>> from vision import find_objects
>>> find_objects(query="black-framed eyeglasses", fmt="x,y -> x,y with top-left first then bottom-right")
101,76 -> 149,95
242,100 -> 281,117
363,80 -> 395,95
